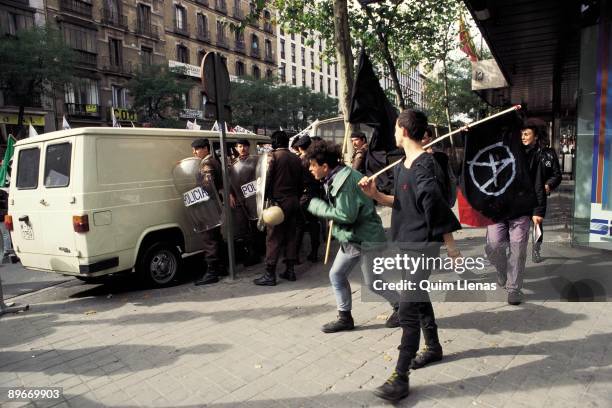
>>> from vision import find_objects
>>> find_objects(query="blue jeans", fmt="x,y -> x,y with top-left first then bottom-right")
329,243 -> 399,312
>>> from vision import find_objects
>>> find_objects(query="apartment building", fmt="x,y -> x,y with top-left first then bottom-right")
164,0 -> 277,122
276,28 -> 339,98
380,62 -> 426,110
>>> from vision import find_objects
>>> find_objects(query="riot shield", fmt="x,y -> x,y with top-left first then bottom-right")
229,156 -> 258,220
172,157 -> 223,233
255,152 -> 269,231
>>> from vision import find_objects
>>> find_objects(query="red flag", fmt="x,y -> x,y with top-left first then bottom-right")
459,15 -> 479,62
457,189 -> 494,227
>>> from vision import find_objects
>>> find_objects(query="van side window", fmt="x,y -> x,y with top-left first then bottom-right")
16,148 -> 40,190
44,143 -> 72,188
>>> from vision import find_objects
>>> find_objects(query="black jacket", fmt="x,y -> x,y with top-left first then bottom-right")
540,147 -> 562,192
524,145 -> 547,217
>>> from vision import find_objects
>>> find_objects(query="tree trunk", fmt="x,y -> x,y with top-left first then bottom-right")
332,0 -> 355,152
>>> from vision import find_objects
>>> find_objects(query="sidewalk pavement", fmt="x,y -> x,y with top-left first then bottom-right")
1,181 -> 611,408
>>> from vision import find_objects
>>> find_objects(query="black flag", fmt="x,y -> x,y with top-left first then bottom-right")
349,50 -> 398,192
460,110 -> 537,221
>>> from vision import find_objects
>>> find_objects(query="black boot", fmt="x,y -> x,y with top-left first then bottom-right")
279,261 -> 296,281
194,263 -> 219,285
253,264 -> 276,286
385,305 -> 400,328
321,310 -> 355,333
373,370 -> 410,402
411,328 -> 443,368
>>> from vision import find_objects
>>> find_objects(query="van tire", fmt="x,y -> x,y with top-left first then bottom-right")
137,242 -> 182,287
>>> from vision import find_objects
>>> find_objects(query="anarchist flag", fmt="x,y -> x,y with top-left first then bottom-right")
460,110 -> 536,222
349,50 -> 398,193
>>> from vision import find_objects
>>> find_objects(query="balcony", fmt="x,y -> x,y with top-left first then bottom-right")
248,18 -> 259,29
195,0 -> 209,6
100,57 -> 133,75
263,21 -> 273,34
101,8 -> 128,29
65,103 -> 100,118
264,53 -> 274,64
235,40 -> 245,54
215,0 -> 227,14
74,49 -> 97,67
196,28 -> 211,43
250,47 -> 260,59
174,20 -> 190,37
216,36 -> 229,49
135,23 -> 160,39
60,0 -> 93,18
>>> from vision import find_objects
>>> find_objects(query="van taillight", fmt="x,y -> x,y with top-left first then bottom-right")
4,215 -> 13,231
73,215 -> 89,233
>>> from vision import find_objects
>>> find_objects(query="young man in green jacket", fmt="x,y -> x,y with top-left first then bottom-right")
306,141 -> 400,332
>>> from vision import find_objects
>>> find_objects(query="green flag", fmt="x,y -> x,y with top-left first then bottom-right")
0,135 -> 16,187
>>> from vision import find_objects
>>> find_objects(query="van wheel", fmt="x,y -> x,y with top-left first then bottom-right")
137,242 -> 182,287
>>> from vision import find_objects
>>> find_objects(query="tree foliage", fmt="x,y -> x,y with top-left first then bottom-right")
423,58 -> 489,127
229,77 -> 338,131
0,25 -> 75,135
127,64 -> 192,127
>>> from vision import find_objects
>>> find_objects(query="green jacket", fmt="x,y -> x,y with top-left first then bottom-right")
307,166 -> 386,248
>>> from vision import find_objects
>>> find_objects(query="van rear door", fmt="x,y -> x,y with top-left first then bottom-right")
10,139 -> 78,271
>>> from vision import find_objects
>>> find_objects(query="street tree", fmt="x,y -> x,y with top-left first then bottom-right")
0,25 -> 75,137
127,64 -> 191,127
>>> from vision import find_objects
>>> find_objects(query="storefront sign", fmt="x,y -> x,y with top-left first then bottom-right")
180,109 -> 204,119
112,108 -> 138,122
85,104 -> 98,113
0,114 -> 45,126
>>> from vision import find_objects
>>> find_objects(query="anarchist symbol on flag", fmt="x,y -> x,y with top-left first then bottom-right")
460,110 -> 536,222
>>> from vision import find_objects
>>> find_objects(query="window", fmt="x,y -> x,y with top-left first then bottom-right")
327,78 -> 331,95
252,65 -> 260,79
335,80 -> 338,96
302,69 -> 306,87
109,38 -> 122,67
65,78 -> 99,106
291,66 -> 296,85
111,85 -> 128,107
62,23 -> 96,53
201,92 -> 207,109
175,5 -> 186,30
266,69 -> 273,80
311,72 -> 315,89
251,34 -> 259,51
141,46 -> 153,65
319,75 -> 323,92
137,4 -> 151,29
16,148 -> 40,190
290,33 -> 295,41
279,63 -> 286,82
176,45 -> 189,63
318,39 -> 322,52
327,64 -> 330,75
44,143 -> 72,188
280,39 -> 285,59
197,14 -> 208,36
0,9 -> 34,36
310,51 -> 314,69
301,47 -> 305,65
290,44 -> 295,63
181,92 -> 190,108
265,39 -> 272,58
236,61 -> 245,77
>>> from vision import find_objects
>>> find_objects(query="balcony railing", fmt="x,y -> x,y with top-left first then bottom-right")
250,47 -> 260,59
135,22 -> 159,39
65,103 -> 100,117
74,49 -> 97,66
263,22 -> 273,33
196,28 -> 211,42
216,36 -> 229,49
264,53 -> 274,63
174,20 -> 190,36
195,0 -> 209,6
102,8 -> 128,29
235,40 -> 245,54
215,0 -> 228,14
60,0 -> 93,18
100,57 -> 133,74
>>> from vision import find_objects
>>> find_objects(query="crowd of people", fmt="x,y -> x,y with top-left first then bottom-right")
188,109 -> 561,402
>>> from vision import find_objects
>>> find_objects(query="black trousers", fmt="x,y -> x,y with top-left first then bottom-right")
202,226 -> 223,266
395,249 -> 440,373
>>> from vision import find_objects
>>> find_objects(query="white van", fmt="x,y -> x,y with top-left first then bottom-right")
5,127 -> 269,286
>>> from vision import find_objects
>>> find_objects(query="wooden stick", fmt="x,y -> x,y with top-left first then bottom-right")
368,104 -> 522,180
324,122 -> 353,265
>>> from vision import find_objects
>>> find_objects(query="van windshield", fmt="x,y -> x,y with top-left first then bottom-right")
16,148 -> 40,190
44,142 -> 71,188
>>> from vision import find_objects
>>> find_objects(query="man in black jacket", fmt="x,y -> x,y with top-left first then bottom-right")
532,132 -> 562,262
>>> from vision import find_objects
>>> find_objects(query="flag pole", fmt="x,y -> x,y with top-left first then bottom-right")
367,104 -> 522,180
324,123 -> 352,265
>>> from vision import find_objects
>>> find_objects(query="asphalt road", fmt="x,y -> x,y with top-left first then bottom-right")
0,261 -> 71,300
